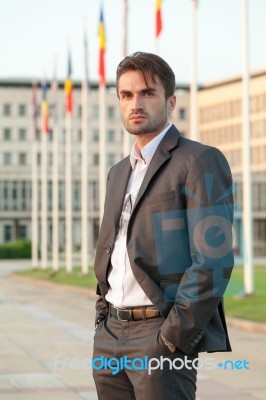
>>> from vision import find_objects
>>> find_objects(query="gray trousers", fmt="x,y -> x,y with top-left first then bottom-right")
93,314 -> 197,400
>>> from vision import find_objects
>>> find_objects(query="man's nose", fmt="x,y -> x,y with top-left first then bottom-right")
131,95 -> 143,112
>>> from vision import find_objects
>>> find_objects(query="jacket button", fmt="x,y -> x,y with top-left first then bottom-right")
106,246 -> 111,254
191,342 -> 195,347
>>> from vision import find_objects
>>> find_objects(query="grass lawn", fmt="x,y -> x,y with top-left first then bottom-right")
15,266 -> 97,289
224,265 -> 266,323
14,264 -> 266,323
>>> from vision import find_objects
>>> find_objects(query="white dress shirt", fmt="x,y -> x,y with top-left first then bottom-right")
105,124 -> 172,307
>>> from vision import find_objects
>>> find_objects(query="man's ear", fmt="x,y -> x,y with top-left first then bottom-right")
168,95 -> 176,114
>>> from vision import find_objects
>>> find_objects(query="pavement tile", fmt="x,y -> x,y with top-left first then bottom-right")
197,379 -> 255,400
1,262 -> 266,400
79,391 -> 98,400
4,372 -> 66,389
0,358 -> 47,374
0,393 -> 84,400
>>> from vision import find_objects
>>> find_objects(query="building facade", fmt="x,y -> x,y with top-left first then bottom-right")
1,73 -> 265,263
0,79 -> 190,260
198,70 -> 266,262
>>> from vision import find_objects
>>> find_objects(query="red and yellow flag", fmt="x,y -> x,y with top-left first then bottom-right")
65,51 -> 73,113
155,0 -> 163,38
41,82 -> 49,134
98,5 -> 106,86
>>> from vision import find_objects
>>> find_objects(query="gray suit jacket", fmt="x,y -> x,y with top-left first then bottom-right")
94,125 -> 234,355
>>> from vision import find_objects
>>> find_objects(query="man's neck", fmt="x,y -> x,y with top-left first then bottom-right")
134,122 -> 169,150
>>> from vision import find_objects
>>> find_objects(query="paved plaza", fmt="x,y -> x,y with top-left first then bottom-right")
0,260 -> 265,400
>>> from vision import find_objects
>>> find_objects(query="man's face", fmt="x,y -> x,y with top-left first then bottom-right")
117,70 -> 176,136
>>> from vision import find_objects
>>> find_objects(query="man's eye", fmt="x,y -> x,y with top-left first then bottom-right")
121,93 -> 131,99
144,91 -> 154,96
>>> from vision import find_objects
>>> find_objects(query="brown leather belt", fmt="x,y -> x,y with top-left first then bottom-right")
110,304 -> 161,321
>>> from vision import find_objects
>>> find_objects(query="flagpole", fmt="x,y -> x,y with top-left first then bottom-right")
41,82 -> 48,269
31,82 -> 39,268
52,61 -> 59,272
122,0 -> 128,59
98,4 -> 107,222
65,47 -> 73,273
190,0 -> 198,141
65,112 -> 73,272
122,0 -> 130,158
81,21 -> 89,274
99,84 -> 106,221
242,0 -> 254,295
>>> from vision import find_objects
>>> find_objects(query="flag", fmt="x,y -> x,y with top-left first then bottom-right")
65,50 -> 73,113
41,81 -> 49,134
98,5 -> 106,85
155,0 -> 163,38
32,82 -> 38,139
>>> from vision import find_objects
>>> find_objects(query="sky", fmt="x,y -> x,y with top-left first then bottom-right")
0,0 -> 265,85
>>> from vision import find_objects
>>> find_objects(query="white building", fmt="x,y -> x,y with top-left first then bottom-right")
0,78 -> 190,257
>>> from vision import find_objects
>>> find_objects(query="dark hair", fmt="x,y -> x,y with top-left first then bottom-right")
116,51 -> 176,99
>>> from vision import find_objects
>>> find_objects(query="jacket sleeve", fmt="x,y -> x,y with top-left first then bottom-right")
160,146 -> 234,354
95,284 -> 108,324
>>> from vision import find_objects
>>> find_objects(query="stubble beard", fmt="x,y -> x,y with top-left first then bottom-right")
122,108 -> 168,136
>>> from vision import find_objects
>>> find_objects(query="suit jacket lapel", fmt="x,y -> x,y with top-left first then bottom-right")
132,126 -> 180,214
110,157 -> 132,229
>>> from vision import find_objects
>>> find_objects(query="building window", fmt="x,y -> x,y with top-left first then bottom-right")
18,104 -> 27,116
18,225 -> 27,239
12,181 -> 17,210
178,108 -> 186,120
21,181 -> 27,210
48,153 -> 53,166
92,105 -> 99,119
19,128 -> 26,141
3,128 -> 11,140
3,104 -> 11,116
73,153 -> 81,166
18,153 -> 27,165
108,106 -> 115,120
93,129 -> 99,142
59,181 -> 65,211
73,181 -> 81,211
93,153 -> 99,166
4,153 -> 12,165
107,153 -> 116,166
78,105 -> 82,117
4,225 -> 12,241
107,130 -> 115,142
48,181 -> 52,211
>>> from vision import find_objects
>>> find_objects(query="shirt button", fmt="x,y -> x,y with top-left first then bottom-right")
106,246 -> 111,254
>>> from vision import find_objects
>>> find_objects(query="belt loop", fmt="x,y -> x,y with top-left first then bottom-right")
142,307 -> 147,321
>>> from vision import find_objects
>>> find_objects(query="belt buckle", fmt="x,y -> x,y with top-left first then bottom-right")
117,308 -> 130,321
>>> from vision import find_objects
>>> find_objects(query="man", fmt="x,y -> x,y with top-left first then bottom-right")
93,52 -> 234,400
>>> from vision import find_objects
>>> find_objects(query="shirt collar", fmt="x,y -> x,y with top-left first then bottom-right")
130,123 -> 172,169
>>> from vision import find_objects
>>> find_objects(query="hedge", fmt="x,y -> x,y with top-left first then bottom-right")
0,239 -> 31,259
